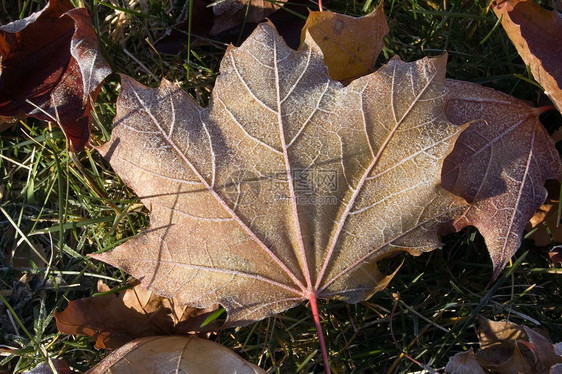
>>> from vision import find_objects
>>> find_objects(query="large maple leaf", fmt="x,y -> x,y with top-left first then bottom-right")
93,23 -> 467,326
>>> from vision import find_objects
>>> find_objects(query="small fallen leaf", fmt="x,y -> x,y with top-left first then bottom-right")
529,204 -> 559,247
493,0 -> 562,112
527,183 -> 561,246
523,326 -> 562,372
550,245 -> 562,263
442,79 -> 562,277
55,281 -> 216,349
446,316 -> 562,374
85,335 -> 265,374
0,0 -> 111,151
453,316 -> 562,374
477,343 -> 534,374
300,2 -> 388,81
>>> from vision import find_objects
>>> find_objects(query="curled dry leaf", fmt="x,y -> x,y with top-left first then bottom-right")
0,0 -> 111,151
483,317 -> 562,373
442,79 -> 562,277
92,23 -> 468,327
550,245 -> 562,263
300,1 -> 389,81
493,0 -> 562,112
86,335 -> 265,374
55,281 -> 217,349
447,315 -> 562,374
522,326 -> 562,373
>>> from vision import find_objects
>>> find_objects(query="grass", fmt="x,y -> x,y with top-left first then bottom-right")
1,0 -> 561,373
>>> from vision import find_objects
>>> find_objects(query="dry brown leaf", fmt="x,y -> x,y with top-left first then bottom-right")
528,203 -> 561,246
493,0 -> 562,112
477,343 -> 534,374
445,349 -> 487,374
299,2 -> 388,81
526,181 -> 561,246
523,326 -> 562,372
92,23 -> 468,326
447,316 -> 562,374
55,281 -> 216,349
85,335 -> 265,374
550,246 -> 562,263
477,316 -> 526,346
475,316 -> 562,374
442,79 -> 562,277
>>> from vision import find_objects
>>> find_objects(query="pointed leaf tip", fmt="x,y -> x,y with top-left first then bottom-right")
493,0 -> 562,113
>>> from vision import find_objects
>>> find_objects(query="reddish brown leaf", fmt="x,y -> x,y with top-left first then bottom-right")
442,79 -> 562,277
493,0 -> 562,113
86,336 -> 265,374
0,0 -> 111,151
92,23 -> 468,331
55,281 -> 216,349
299,2 -> 388,81
0,0 -> 74,117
